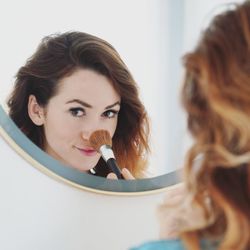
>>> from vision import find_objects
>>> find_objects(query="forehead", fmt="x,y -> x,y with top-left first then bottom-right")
55,68 -> 120,103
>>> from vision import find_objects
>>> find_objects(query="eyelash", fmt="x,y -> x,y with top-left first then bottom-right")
69,108 -> 119,118
69,107 -> 85,117
102,109 -> 119,119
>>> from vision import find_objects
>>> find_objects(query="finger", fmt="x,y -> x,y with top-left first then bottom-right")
162,183 -> 187,202
106,172 -> 118,179
159,225 -> 180,239
121,168 -> 135,180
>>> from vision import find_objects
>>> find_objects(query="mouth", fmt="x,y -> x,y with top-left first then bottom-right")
75,146 -> 97,157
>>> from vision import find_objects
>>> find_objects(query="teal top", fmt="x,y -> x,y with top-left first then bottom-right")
130,239 -> 218,250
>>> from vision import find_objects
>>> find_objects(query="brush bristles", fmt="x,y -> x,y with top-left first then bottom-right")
89,130 -> 112,151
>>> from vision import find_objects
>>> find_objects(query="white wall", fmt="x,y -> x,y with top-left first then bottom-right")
183,0 -> 244,52
0,135 -> 166,250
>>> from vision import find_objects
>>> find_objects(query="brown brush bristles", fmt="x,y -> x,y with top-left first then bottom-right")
89,130 -> 112,151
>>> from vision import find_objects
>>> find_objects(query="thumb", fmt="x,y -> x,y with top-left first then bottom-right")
106,172 -> 118,180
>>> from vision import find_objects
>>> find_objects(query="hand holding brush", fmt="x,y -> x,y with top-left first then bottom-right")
89,129 -> 123,179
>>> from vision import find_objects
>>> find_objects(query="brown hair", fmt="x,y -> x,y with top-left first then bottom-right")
7,31 -> 150,178
180,2 -> 250,249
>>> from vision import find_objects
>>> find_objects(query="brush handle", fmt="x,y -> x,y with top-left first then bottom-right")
107,158 -> 123,179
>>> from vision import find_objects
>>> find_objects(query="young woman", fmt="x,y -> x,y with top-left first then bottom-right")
7,31 -> 150,179
131,1 -> 250,249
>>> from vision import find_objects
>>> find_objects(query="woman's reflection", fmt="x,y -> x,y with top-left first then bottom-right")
7,31 -> 150,179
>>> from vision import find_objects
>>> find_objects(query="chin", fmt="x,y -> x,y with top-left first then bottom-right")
70,158 -> 100,172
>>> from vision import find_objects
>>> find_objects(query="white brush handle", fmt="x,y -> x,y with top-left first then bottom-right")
99,145 -> 115,161
99,145 -> 123,179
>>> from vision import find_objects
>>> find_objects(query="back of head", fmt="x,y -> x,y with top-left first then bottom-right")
181,1 -> 250,249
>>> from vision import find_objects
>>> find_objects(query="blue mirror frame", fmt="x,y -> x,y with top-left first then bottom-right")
0,105 -> 181,195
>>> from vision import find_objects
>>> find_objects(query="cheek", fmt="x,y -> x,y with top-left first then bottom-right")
44,116 -> 79,143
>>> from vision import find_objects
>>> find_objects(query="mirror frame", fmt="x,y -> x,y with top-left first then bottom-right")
0,104 -> 181,195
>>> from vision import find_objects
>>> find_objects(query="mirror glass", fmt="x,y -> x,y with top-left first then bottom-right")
0,0 -> 242,192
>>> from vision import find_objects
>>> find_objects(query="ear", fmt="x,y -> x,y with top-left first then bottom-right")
28,95 -> 45,126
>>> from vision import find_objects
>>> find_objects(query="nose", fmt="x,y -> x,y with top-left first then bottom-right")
80,119 -> 102,141
81,131 -> 91,141
81,127 -> 100,141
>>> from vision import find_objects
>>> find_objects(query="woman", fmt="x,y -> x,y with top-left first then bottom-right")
132,1 -> 250,249
7,31 -> 150,179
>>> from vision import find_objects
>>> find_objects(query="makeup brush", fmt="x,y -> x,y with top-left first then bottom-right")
89,130 -> 123,179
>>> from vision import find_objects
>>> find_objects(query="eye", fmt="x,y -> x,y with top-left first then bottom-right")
69,107 -> 85,117
102,109 -> 119,119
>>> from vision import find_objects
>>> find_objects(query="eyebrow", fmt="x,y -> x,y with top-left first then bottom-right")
66,99 -> 120,109
105,101 -> 120,109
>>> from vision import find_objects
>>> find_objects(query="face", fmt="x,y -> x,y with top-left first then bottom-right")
29,68 -> 121,172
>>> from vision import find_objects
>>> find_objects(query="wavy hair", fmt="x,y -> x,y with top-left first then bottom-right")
7,32 -> 150,178
180,2 -> 250,249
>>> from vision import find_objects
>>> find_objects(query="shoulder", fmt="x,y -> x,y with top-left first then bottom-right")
130,239 -> 185,250
130,239 -> 219,250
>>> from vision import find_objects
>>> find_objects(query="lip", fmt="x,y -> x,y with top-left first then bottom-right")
75,146 -> 97,157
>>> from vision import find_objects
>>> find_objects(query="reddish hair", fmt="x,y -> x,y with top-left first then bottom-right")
180,2 -> 250,249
